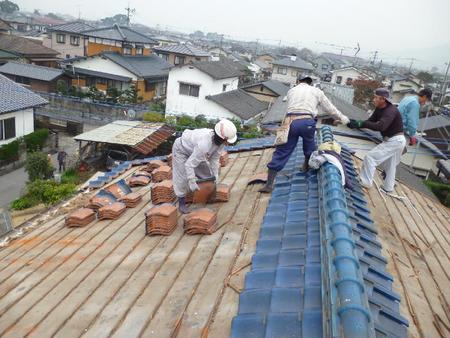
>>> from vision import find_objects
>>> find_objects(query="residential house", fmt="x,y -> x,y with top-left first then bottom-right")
256,53 -> 276,68
253,59 -> 272,80
418,114 -> 450,152
0,61 -> 71,93
81,24 -> 158,57
389,75 -> 422,103
151,35 -> 179,47
63,51 -> 171,101
0,74 -> 48,146
242,79 -> 289,103
43,21 -> 94,59
321,52 -> 364,67
0,19 -> 12,35
271,55 -> 314,85
313,54 -> 346,79
0,34 -> 59,67
166,60 -> 250,120
153,44 -> 210,66
330,67 -> 373,86
208,46 -> 229,59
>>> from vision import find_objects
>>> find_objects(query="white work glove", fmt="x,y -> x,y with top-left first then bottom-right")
188,178 -> 199,192
339,115 -> 350,125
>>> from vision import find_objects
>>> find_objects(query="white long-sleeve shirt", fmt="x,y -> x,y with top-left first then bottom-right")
286,83 -> 348,122
180,129 -> 223,180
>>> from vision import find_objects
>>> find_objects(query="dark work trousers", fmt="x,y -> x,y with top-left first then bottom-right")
268,118 -> 316,172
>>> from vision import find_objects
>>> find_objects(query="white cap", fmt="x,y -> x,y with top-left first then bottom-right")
214,119 -> 238,144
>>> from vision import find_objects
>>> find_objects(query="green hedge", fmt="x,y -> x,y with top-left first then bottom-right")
0,139 -> 20,161
424,180 -> 450,207
24,129 -> 49,152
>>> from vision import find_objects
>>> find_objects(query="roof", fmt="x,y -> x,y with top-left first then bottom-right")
260,95 -> 287,124
272,57 -> 314,71
207,89 -> 269,120
48,21 -> 94,33
188,59 -> 244,80
82,24 -> 158,44
0,34 -> 59,57
153,44 -> 210,57
242,80 -> 290,98
418,114 -> 450,131
0,61 -> 64,81
253,59 -> 271,69
0,74 -> 48,114
74,121 -> 175,154
0,49 -> 19,59
72,67 -> 132,82
0,19 -> 12,31
102,52 -> 171,79
330,66 -> 373,78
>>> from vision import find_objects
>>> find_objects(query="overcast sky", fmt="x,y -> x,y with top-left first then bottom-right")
17,0 -> 450,69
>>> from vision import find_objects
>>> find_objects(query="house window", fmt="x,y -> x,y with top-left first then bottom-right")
97,78 -> 107,85
336,76 -> 342,84
56,33 -> 66,43
15,75 -> 31,85
175,55 -> 185,65
346,77 -> 353,85
223,84 -> 228,92
161,81 -> 167,95
145,81 -> 155,92
136,46 -> 144,55
322,64 -> 329,70
123,46 -> 132,55
70,35 -> 80,46
277,66 -> 287,75
179,83 -> 200,97
291,69 -> 297,76
0,117 -> 16,140
158,53 -> 169,61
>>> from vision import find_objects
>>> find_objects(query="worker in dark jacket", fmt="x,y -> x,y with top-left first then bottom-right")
347,88 -> 406,192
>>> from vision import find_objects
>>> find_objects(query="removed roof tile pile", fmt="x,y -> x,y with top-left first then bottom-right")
118,192 -> 143,208
186,181 -> 216,204
214,184 -> 230,202
105,180 -> 133,199
220,151 -> 229,167
152,165 -> 172,182
87,190 -> 116,209
145,160 -> 166,173
65,208 -> 96,227
145,204 -> 178,236
184,208 -> 218,235
98,202 -> 127,220
128,175 -> 151,187
151,180 -> 176,204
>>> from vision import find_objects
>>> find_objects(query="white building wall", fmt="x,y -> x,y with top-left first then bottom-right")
71,56 -> 138,81
166,66 -> 240,120
330,68 -> 369,85
0,108 -> 34,146
43,33 -> 85,59
271,66 -> 298,85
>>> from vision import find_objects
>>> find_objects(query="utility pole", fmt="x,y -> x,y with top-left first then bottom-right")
254,38 -> 259,58
219,34 -> 224,54
371,51 -> 378,65
125,3 -> 135,27
439,61 -> 450,106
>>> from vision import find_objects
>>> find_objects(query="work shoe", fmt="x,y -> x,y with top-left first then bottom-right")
259,169 -> 277,193
178,197 -> 189,214
301,155 -> 311,172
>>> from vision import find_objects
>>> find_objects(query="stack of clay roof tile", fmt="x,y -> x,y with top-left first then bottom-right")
152,165 -> 172,183
118,192 -> 143,208
145,203 -> 178,236
98,202 -> 127,220
145,160 -> 166,173
105,179 -> 133,199
151,180 -> 176,204
214,183 -> 230,202
87,190 -> 117,210
166,154 -> 172,167
184,208 -> 217,235
128,175 -> 151,187
65,208 -> 96,227
186,181 -> 216,204
220,151 -> 229,167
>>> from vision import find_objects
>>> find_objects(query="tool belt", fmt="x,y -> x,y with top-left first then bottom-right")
274,113 -> 314,146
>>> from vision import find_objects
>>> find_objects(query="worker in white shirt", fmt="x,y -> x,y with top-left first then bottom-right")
259,75 -> 350,193
172,119 -> 237,213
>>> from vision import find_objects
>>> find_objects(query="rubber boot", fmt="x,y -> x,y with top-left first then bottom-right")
259,169 -> 277,193
301,155 -> 311,172
178,197 -> 189,214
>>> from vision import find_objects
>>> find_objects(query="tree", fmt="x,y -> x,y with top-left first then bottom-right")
33,9 -> 40,15
0,0 -> 19,13
206,32 -> 221,41
119,84 -> 142,104
298,48 -> 315,62
352,79 -> 382,108
25,152 -> 54,181
101,14 -> 128,26
87,86 -> 106,102
191,30 -> 204,39
47,12 -> 62,20
416,71 -> 434,84
279,46 -> 299,56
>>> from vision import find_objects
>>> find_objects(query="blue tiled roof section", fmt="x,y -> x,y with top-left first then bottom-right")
232,142 -> 323,338
231,126 -> 408,338
226,136 -> 275,153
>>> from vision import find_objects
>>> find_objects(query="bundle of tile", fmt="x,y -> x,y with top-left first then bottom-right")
184,208 -> 218,235
128,176 -> 151,187
98,202 -> 127,220
220,151 -> 229,167
105,180 -> 133,199
151,180 -> 176,204
152,165 -> 172,183
118,192 -> 143,208
133,170 -> 152,178
145,160 -> 166,173
214,184 -> 230,202
87,190 -> 117,210
65,208 -> 96,227
145,203 -> 178,236
185,181 -> 216,204
166,154 -> 172,168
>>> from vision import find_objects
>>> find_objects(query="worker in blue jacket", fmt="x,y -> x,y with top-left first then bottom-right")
397,88 -> 432,145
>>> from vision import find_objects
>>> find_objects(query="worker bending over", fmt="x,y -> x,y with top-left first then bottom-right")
172,119 -> 237,213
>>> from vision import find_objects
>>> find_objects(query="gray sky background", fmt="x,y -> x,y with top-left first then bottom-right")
17,0 -> 450,70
